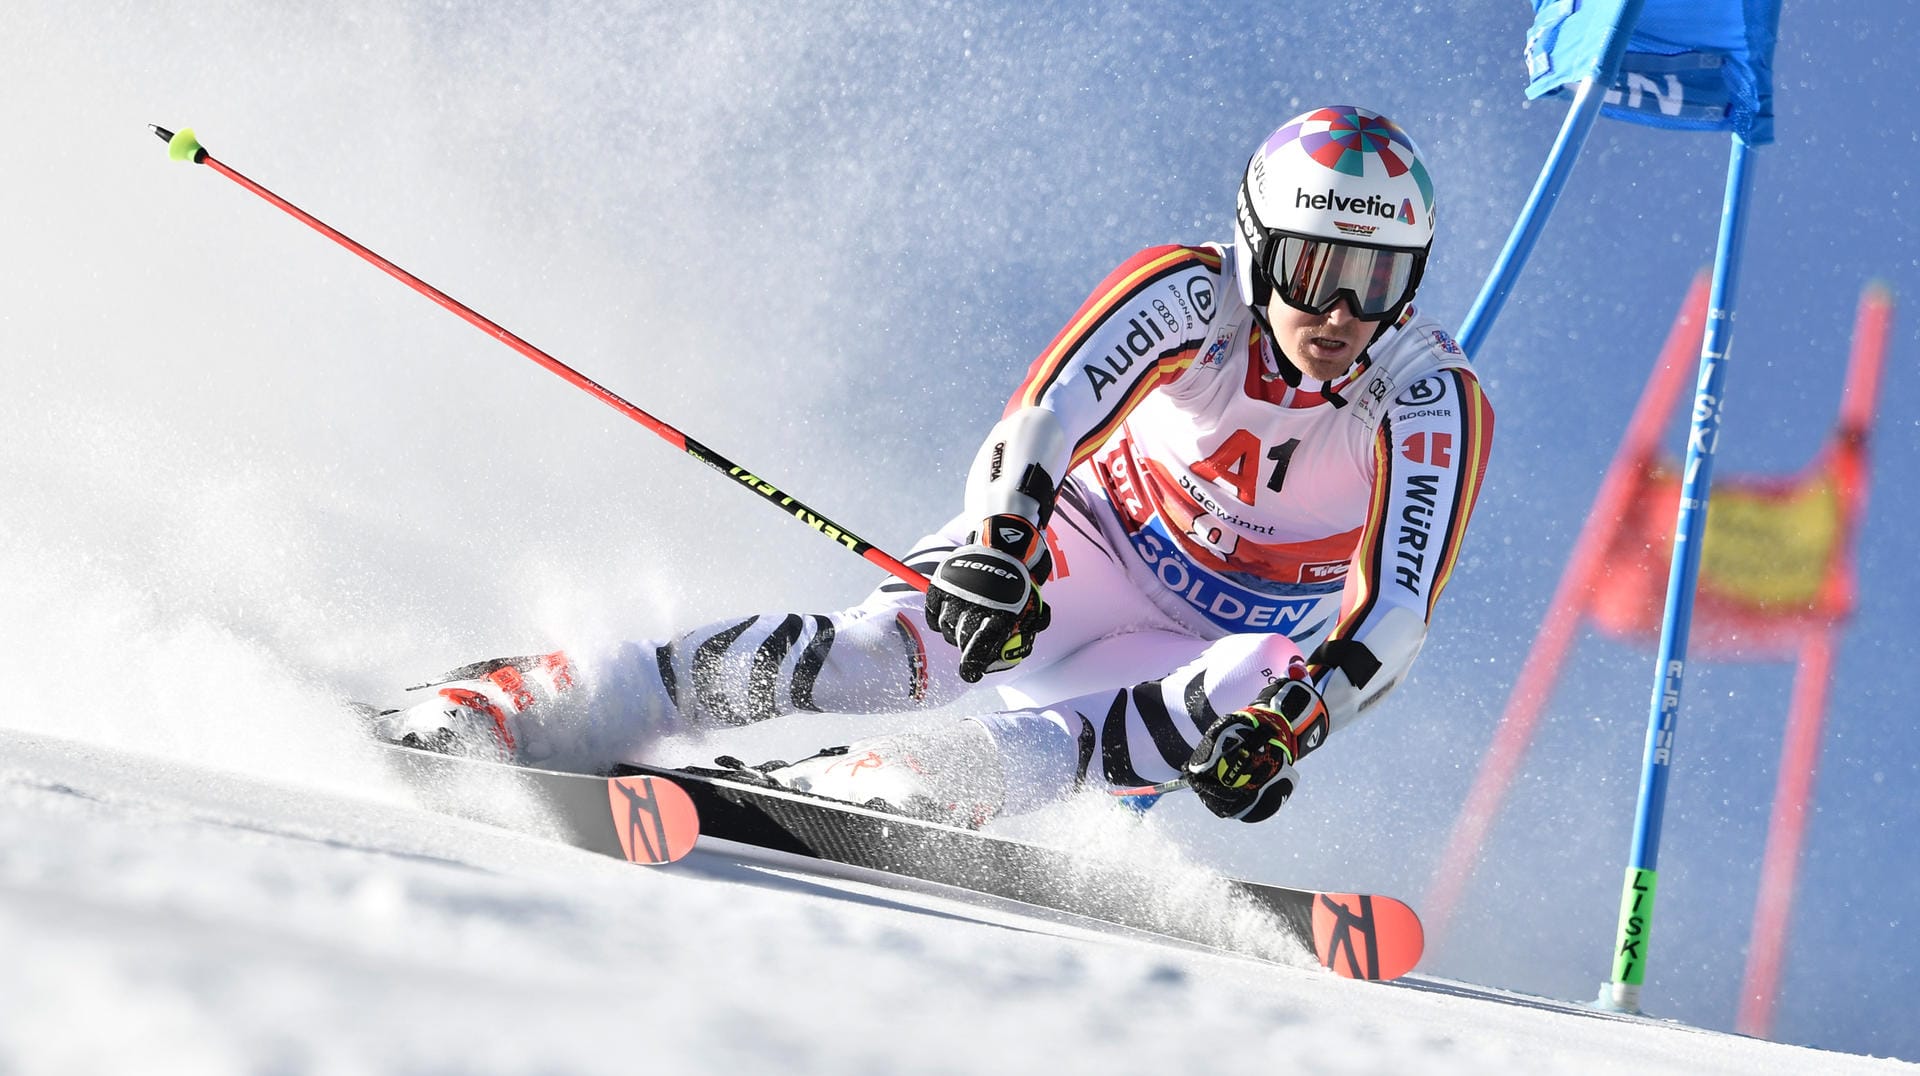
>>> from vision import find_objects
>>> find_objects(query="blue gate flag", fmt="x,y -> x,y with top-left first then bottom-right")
1524,0 -> 1781,145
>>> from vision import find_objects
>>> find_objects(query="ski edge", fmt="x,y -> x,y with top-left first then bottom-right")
617,759 -> 1426,981
377,741 -> 1423,979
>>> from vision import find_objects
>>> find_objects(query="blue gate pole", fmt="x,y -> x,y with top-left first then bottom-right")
1456,0 -> 1648,358
1598,136 -> 1759,1014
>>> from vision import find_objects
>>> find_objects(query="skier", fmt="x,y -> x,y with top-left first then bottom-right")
377,105 -> 1494,829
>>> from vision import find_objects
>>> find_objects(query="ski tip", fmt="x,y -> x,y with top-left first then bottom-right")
150,124 -> 205,163
605,775 -> 700,865
1311,893 -> 1425,981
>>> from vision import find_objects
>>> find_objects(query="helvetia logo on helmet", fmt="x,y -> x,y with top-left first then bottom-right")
1399,199 -> 1417,226
1294,188 -> 1398,219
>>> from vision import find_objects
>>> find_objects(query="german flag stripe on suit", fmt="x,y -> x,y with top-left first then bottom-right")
1330,367 -> 1495,643
1004,245 -> 1218,470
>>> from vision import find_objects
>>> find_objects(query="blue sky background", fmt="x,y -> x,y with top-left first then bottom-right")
5,0 -> 1914,1059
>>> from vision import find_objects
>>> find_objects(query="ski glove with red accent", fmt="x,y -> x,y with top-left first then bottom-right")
1184,674 -> 1328,823
925,514 -> 1053,683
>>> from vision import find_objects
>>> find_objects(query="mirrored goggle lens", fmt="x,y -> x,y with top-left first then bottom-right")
1264,235 -> 1418,320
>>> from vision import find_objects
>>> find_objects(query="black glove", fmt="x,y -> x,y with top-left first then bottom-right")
925,514 -> 1053,683
1183,674 -> 1327,823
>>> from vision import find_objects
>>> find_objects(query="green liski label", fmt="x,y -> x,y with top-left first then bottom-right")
1610,867 -> 1659,985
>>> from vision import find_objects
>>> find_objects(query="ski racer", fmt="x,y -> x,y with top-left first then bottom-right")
378,105 -> 1495,829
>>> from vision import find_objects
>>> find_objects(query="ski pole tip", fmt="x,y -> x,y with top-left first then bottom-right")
149,124 -> 206,163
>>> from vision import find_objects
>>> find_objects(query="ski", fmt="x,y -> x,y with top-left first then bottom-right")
379,741 -> 1422,979
382,745 -> 699,865
610,758 -> 1424,981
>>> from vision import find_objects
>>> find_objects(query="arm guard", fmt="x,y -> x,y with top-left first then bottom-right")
964,407 -> 1070,530
1308,604 -> 1426,734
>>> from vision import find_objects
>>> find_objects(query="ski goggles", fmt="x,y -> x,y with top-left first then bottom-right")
1258,232 -> 1424,322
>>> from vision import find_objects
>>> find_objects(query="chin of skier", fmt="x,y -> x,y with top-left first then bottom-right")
377,105 -> 1494,831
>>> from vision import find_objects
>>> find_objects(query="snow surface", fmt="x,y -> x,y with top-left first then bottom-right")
2,725 -> 1910,1076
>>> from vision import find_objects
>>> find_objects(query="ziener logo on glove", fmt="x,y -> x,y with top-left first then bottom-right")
950,557 -> 1019,580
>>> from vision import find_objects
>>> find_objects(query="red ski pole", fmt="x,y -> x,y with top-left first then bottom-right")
149,124 -> 929,593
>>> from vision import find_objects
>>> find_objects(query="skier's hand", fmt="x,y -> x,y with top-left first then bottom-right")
1184,671 -> 1326,823
925,514 -> 1053,683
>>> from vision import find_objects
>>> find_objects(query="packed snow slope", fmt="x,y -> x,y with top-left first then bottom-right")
5,0 -> 1918,1067
4,726 -> 1913,1076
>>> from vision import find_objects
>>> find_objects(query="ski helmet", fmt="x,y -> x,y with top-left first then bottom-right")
1234,106 -> 1435,324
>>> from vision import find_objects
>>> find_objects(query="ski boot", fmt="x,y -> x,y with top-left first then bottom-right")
375,652 -> 580,763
